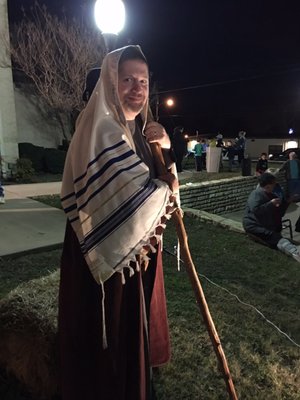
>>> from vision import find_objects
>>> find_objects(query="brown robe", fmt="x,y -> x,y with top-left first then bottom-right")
58,221 -> 170,400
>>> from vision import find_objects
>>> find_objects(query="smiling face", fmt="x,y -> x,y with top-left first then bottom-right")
118,59 -> 149,121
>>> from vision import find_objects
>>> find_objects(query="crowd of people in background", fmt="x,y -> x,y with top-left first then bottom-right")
171,126 -> 248,173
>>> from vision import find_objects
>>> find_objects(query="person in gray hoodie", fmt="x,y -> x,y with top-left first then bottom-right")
243,172 -> 300,261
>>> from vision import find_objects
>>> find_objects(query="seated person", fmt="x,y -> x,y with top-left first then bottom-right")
243,172 -> 300,261
256,152 -> 268,176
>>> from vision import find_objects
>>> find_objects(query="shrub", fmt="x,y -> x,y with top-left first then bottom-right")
18,143 -> 46,172
44,148 -> 66,174
15,158 -> 35,182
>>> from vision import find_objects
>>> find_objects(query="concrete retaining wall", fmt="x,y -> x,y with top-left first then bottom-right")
180,174 -> 286,215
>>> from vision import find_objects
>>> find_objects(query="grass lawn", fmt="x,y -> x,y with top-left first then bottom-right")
0,195 -> 299,399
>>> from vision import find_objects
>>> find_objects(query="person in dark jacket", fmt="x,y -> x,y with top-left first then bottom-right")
224,140 -> 236,172
172,126 -> 187,172
243,172 -> 300,261
256,152 -> 268,176
236,130 -> 246,164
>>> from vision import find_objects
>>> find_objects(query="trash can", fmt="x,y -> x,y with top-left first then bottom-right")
241,157 -> 252,176
206,147 -> 221,172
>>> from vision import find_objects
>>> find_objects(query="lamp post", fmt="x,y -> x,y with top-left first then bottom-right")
94,0 -> 126,53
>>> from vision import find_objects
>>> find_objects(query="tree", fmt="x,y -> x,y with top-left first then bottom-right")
3,3 -> 105,139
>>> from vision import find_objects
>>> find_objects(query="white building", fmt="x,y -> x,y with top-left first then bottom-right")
186,136 -> 299,159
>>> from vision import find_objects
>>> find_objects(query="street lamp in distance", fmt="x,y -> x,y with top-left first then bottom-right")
166,98 -> 174,107
155,97 -> 175,121
94,0 -> 126,53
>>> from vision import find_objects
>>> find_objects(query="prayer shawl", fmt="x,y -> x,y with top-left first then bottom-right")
61,45 -> 172,285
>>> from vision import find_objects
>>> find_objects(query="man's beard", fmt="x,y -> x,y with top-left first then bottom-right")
124,97 -> 145,115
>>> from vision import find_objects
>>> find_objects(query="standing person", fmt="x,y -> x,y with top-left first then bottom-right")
256,152 -> 268,176
172,126 -> 186,173
193,137 -> 203,171
201,139 -> 208,170
0,181 -> 4,204
224,140 -> 236,172
279,151 -> 300,196
216,133 -> 224,148
243,172 -> 300,261
216,133 -> 224,171
236,130 -> 246,165
59,45 -> 179,400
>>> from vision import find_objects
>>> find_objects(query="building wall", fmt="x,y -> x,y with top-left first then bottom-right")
246,138 -> 300,158
14,88 -> 66,149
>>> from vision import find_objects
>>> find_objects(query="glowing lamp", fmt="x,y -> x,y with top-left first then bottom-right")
166,98 -> 174,107
94,0 -> 125,34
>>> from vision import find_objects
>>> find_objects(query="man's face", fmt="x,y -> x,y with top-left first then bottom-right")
118,59 -> 149,121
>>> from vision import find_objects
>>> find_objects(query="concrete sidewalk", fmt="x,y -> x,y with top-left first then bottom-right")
2,177 -> 299,258
0,182 -> 65,257
4,182 -> 62,199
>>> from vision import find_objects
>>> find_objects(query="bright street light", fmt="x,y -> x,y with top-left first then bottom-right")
94,0 -> 125,34
155,96 -> 175,121
94,0 -> 126,52
166,98 -> 174,107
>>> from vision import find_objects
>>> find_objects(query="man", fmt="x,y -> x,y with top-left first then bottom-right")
171,126 -> 186,172
200,139 -> 208,170
236,130 -> 246,165
59,46 -> 178,400
279,151 -> 300,196
193,137 -> 203,171
243,172 -> 300,260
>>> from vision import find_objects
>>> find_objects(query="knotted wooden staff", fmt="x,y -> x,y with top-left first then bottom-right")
149,139 -> 238,400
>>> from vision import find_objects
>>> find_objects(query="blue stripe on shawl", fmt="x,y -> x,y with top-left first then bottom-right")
75,149 -> 135,199
81,179 -> 158,255
74,140 -> 126,184
77,159 -> 142,212
61,140 -> 126,202
62,159 -> 142,215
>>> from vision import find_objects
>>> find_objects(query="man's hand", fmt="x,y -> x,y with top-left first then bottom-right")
144,121 -> 171,149
271,198 -> 281,207
158,172 -> 179,193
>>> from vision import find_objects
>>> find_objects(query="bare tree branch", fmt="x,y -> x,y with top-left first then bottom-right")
1,2 -> 105,139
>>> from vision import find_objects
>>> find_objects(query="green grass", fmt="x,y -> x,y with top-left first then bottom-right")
0,194 -> 299,399
0,250 -> 61,299
156,218 -> 300,399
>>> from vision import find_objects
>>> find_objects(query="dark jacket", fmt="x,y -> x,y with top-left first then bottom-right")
256,158 -> 268,174
243,187 -> 288,235
225,146 -> 236,160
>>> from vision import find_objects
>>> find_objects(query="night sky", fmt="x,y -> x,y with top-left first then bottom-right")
7,0 -> 300,137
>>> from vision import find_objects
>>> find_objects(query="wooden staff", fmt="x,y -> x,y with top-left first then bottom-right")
150,141 -> 238,400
